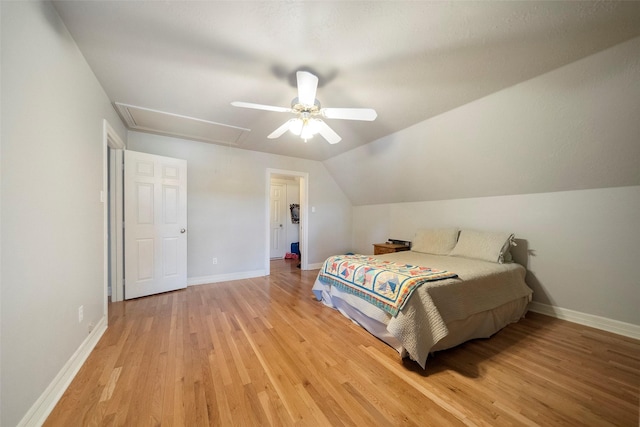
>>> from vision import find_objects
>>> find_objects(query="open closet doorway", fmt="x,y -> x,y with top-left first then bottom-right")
269,181 -> 290,260
265,169 -> 309,275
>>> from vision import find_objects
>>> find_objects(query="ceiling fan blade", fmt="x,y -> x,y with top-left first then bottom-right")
321,108 -> 377,121
297,71 -> 318,106
317,120 -> 342,144
231,101 -> 291,113
267,120 -> 293,139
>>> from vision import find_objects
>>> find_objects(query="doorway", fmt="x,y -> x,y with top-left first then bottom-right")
103,120 -> 125,315
265,169 -> 309,275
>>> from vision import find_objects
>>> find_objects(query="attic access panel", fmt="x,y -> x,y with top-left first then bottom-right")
115,103 -> 250,145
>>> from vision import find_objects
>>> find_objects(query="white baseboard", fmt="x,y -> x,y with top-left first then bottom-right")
306,262 -> 323,270
528,301 -> 640,340
18,316 -> 108,427
187,269 -> 266,286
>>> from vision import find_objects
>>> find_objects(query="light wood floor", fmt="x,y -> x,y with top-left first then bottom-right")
45,259 -> 639,426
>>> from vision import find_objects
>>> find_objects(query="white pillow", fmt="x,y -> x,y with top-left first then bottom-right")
449,230 -> 515,263
411,228 -> 460,255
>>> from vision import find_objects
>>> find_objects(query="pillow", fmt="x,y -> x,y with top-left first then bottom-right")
411,228 -> 460,255
449,229 -> 515,263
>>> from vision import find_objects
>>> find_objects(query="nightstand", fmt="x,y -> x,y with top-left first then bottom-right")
373,243 -> 410,255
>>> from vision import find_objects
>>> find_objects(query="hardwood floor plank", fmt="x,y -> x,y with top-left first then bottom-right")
361,345 -> 475,426
99,367 -> 122,403
234,311 -> 298,423
44,259 -> 640,426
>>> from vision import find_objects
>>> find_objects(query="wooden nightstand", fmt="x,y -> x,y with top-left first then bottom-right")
373,243 -> 411,255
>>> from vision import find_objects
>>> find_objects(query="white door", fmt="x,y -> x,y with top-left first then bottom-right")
124,150 -> 187,299
270,183 -> 286,259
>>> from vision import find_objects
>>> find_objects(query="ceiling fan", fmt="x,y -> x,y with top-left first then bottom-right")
231,71 -> 377,144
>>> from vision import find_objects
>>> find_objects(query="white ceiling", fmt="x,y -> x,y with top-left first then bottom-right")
52,1 -> 640,161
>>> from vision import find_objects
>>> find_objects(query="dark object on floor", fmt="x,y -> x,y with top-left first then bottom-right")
291,242 -> 300,256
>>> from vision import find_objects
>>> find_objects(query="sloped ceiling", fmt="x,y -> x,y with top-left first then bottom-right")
53,1 -> 640,161
325,36 -> 640,205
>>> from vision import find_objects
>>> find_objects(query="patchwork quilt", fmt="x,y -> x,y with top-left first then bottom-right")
318,254 -> 457,316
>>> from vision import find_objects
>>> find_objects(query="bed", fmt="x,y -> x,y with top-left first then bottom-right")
312,229 -> 533,368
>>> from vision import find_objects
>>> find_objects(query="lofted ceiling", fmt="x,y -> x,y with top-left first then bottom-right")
52,1 -> 640,161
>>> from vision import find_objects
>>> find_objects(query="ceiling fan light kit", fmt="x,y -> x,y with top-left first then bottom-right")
232,71 -> 377,145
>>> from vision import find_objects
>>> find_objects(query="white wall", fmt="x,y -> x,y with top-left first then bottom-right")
127,131 -> 352,278
1,2 -> 126,426
352,186 -> 640,326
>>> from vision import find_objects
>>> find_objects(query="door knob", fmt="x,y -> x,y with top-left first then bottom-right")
180,228 -> 186,233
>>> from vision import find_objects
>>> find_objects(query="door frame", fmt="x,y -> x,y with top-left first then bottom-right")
265,169 -> 309,275
103,120 -> 125,316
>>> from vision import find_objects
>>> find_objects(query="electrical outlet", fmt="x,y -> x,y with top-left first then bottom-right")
212,257 -> 218,265
78,305 -> 84,323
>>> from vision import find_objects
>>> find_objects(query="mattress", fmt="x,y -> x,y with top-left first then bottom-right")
312,251 -> 533,368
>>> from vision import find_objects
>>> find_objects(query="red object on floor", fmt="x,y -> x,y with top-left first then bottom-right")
284,252 -> 299,259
